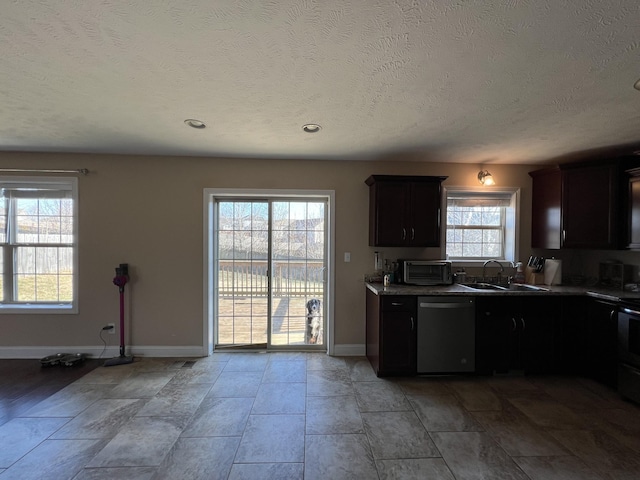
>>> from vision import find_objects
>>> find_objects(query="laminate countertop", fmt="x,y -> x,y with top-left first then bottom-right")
365,282 -> 640,303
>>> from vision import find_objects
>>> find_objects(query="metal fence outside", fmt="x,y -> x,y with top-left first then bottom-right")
218,260 -> 324,297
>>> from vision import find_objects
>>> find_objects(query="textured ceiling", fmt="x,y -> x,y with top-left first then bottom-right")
1,1 -> 639,164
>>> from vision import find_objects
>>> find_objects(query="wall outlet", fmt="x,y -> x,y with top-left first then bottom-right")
107,322 -> 115,334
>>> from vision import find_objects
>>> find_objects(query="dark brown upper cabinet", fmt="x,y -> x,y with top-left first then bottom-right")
530,158 -> 639,250
627,167 -> 640,250
365,175 -> 447,247
530,168 -> 562,249
561,162 -> 620,249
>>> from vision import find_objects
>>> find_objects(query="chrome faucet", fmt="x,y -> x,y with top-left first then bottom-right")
482,259 -> 504,283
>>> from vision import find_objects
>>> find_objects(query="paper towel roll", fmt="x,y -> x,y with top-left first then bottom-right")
544,259 -> 562,285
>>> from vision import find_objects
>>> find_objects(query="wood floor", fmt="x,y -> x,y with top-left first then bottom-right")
217,296 -> 321,346
0,358 -> 101,426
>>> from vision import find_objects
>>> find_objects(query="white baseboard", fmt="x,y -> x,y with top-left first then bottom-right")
0,345 -> 207,359
130,346 -> 207,358
0,344 -> 362,359
332,344 -> 366,356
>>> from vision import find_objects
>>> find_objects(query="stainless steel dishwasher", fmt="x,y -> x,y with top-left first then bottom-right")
417,296 -> 475,373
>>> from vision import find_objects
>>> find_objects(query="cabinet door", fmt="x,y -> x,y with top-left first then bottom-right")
380,297 -> 416,375
476,297 -> 520,374
530,168 -> 561,249
556,296 -> 588,374
520,297 -> 559,374
477,297 -> 558,375
369,181 -> 409,246
408,181 -> 441,247
475,298 -> 498,374
366,175 -> 446,247
586,299 -> 618,387
365,289 -> 381,374
502,302 -> 523,373
562,164 -> 618,248
628,176 -> 640,249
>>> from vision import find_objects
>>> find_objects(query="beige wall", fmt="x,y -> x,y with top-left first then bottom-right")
0,152 -> 538,354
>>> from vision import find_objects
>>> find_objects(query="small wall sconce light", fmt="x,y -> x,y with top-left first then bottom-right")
478,170 -> 495,185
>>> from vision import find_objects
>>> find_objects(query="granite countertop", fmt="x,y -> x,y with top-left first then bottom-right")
365,282 -> 640,303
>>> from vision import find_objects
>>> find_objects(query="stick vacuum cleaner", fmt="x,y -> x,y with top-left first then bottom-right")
104,264 -> 134,367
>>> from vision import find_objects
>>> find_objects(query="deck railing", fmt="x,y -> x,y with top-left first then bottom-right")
218,260 -> 324,297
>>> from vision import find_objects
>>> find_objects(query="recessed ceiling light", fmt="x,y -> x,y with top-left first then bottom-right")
302,124 -> 321,133
635,78 -> 640,91
184,119 -> 206,129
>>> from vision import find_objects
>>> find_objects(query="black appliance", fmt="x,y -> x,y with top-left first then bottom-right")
617,299 -> 640,403
417,296 -> 475,373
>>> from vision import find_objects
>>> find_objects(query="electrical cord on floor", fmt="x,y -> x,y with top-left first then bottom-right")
98,326 -> 112,359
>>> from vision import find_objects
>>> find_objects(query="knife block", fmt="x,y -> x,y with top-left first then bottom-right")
525,266 -> 544,285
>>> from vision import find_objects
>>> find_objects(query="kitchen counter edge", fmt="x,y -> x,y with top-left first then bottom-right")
365,282 -> 639,303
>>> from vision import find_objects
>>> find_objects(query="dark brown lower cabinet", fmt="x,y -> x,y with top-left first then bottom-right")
366,289 -> 618,383
476,296 -> 559,375
557,296 -> 618,386
586,298 -> 619,387
366,290 -> 416,376
555,295 -> 592,375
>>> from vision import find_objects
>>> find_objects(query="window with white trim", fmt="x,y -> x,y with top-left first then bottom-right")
0,177 -> 78,312
444,188 -> 519,263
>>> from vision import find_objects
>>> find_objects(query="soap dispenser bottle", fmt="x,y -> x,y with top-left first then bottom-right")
514,262 -> 525,284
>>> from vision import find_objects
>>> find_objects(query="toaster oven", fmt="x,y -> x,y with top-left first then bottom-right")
400,260 -> 453,285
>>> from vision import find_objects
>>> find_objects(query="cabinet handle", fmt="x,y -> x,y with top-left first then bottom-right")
610,309 -> 617,322
391,302 -> 403,306
410,317 -> 415,330
520,316 -> 526,331
511,317 -> 517,331
562,229 -> 566,244
411,227 -> 415,240
402,228 -> 406,240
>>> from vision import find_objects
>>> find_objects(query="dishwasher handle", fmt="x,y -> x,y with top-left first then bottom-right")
419,302 -> 474,309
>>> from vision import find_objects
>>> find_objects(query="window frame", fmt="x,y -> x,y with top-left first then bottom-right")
0,176 -> 78,314
442,186 -> 520,268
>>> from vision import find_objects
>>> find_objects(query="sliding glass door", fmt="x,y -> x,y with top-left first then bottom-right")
216,201 -> 269,347
214,198 -> 326,349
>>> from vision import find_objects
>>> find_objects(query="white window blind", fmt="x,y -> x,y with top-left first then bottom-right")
445,189 -> 517,262
0,177 -> 77,312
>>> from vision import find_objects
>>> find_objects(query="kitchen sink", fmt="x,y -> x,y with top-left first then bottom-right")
508,284 -> 549,292
460,282 -> 509,291
460,282 -> 549,292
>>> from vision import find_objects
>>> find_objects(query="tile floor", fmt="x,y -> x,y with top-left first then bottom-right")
1,352 -> 640,479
